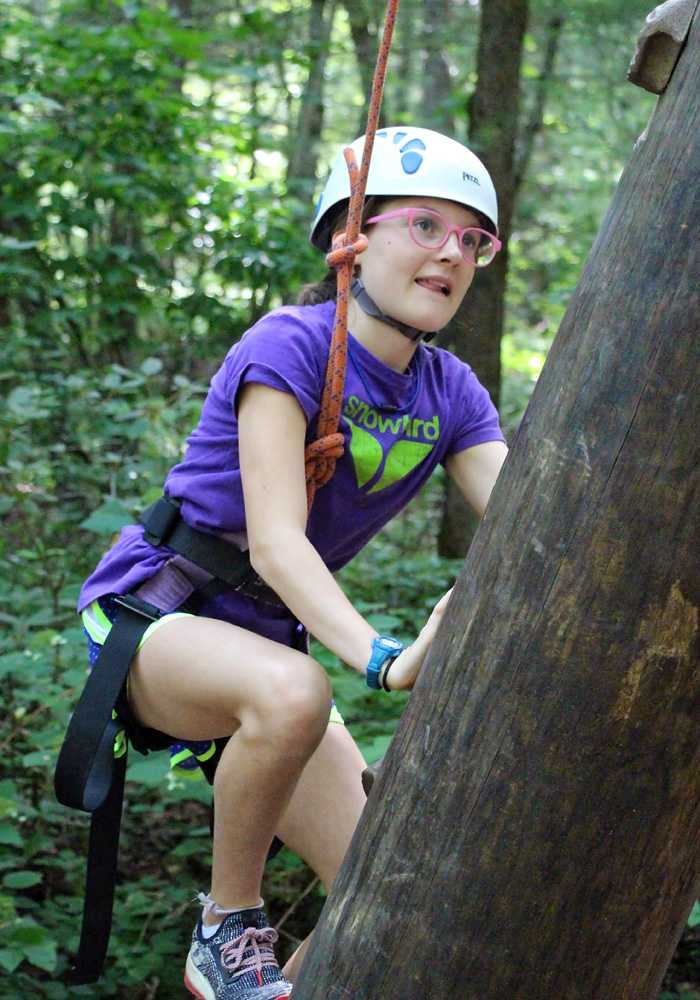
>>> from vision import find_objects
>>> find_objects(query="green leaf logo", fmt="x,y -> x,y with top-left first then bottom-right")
346,418 -> 384,487
368,440 -> 434,493
346,417 -> 434,492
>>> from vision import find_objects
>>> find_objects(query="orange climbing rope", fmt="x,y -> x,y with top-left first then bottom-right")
304,0 -> 400,511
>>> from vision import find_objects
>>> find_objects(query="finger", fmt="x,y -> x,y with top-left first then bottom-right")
433,588 -> 453,612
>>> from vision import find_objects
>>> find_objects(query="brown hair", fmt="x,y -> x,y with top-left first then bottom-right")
298,195 -> 387,307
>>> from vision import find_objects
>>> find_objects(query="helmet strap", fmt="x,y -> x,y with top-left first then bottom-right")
350,278 -> 437,344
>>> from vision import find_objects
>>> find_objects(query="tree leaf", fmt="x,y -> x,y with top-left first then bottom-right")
0,948 -> 24,973
79,498 -> 133,534
140,357 -> 163,375
24,938 -> 58,973
2,870 -> 42,889
0,823 -> 23,847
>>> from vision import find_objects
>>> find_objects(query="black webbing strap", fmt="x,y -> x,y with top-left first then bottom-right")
54,597 -> 160,985
67,751 -> 126,985
55,597 -> 160,812
140,496 -> 286,609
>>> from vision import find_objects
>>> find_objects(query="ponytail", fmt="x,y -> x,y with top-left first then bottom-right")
298,268 -> 338,306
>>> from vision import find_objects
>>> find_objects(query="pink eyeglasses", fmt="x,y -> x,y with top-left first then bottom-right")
365,207 -> 502,267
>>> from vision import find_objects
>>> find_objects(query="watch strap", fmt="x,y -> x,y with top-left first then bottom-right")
366,636 -> 403,689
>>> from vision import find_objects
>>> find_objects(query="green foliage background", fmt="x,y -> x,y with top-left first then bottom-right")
3,0 -> 689,997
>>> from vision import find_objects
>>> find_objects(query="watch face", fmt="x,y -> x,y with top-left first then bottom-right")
376,637 -> 402,652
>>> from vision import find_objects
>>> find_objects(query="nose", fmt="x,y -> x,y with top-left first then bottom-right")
438,230 -> 464,262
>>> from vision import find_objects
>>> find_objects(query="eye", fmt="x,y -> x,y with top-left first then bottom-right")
461,230 -> 479,250
412,212 -> 438,233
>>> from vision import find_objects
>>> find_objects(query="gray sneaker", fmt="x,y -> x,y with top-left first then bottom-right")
185,907 -> 292,1000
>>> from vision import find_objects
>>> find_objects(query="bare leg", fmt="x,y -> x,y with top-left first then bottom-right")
128,615 -> 332,916
275,723 -> 367,979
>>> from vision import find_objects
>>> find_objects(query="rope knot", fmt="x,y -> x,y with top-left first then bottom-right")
305,0 -> 397,513
305,432 -> 345,496
326,232 -> 369,271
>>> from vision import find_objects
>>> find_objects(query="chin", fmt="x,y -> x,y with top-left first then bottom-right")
410,290 -> 461,329
406,304 -> 459,333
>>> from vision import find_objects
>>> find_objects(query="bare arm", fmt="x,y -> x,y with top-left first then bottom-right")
237,382 -> 446,690
238,383 -> 375,673
445,439 -> 508,516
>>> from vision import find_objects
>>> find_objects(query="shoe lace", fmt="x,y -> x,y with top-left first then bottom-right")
220,926 -> 281,980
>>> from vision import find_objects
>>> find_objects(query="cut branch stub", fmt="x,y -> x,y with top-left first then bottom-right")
361,759 -> 382,795
628,0 -> 699,93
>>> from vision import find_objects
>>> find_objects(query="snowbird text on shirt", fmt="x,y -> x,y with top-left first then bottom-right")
344,397 -> 440,440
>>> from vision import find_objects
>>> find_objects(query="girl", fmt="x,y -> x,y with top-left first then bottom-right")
78,125 -> 508,1000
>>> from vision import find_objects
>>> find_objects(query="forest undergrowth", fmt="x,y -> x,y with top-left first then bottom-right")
2,415 -> 700,996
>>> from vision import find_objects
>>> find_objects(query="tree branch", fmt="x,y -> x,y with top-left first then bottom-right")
513,11 -> 566,198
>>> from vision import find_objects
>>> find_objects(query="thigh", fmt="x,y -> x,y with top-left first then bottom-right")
276,722 -> 368,890
128,614 -> 325,742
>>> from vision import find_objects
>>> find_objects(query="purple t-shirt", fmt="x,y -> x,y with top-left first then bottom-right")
80,300 -> 504,636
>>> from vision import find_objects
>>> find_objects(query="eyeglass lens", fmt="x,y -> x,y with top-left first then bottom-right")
409,210 -> 496,265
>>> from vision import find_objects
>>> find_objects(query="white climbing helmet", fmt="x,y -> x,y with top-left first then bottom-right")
310,125 -> 499,251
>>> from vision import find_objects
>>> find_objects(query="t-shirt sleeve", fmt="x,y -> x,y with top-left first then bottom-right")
444,358 -> 506,457
224,309 -> 325,425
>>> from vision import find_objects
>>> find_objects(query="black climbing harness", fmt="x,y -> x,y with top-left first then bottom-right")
54,497 -> 290,985
140,495 -> 286,610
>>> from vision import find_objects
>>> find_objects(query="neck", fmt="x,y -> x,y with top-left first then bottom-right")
347,297 -> 419,373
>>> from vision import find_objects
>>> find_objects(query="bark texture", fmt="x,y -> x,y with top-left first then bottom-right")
421,0 -> 455,133
291,13 -> 700,1000
286,0 -> 335,183
437,0 -> 530,557
447,0 -> 530,400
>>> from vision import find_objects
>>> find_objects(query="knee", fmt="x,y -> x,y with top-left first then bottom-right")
276,656 -> 332,746
245,655 -> 332,754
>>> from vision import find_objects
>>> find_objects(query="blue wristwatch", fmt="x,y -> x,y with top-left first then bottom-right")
366,636 -> 403,690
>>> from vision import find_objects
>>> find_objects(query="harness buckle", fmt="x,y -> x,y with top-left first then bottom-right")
141,495 -> 181,546
113,593 -> 164,622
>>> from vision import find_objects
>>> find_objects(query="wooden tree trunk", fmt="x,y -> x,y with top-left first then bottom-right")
286,0 -> 335,185
292,11 -> 700,1000
437,0 -> 530,557
445,0 -> 530,401
421,0 -> 455,134
344,0 -> 380,137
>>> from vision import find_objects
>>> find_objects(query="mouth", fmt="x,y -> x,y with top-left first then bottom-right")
415,276 -> 452,297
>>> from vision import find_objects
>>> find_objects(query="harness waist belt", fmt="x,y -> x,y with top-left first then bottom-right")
140,497 -> 286,609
